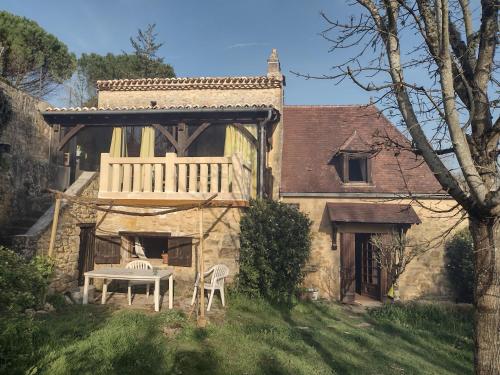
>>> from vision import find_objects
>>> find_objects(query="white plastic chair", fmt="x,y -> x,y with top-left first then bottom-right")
125,260 -> 153,305
191,264 -> 229,311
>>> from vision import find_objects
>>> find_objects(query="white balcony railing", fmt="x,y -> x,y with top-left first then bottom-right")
98,152 -> 252,204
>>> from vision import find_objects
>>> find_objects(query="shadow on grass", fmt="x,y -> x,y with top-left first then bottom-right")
310,301 -> 472,375
33,306 -> 181,375
170,327 -> 220,375
263,301 -> 472,375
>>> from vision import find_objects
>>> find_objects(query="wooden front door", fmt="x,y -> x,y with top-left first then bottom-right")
356,234 -> 381,300
77,224 -> 96,286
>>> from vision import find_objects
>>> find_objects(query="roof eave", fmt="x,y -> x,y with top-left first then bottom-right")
41,107 -> 280,127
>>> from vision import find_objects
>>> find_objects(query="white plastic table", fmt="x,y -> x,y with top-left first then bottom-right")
82,268 -> 174,311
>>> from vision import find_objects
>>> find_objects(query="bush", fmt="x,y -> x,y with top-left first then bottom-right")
0,314 -> 37,374
444,229 -> 474,303
0,247 -> 54,374
238,199 -> 312,303
0,246 -> 55,313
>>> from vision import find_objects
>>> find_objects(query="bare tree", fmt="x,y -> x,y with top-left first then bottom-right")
370,232 -> 425,300
307,1 -> 498,373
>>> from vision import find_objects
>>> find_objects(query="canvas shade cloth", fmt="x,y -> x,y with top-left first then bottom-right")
140,126 -> 155,157
109,127 -> 128,157
224,124 -> 257,197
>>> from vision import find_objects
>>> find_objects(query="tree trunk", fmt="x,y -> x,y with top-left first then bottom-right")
470,217 -> 500,375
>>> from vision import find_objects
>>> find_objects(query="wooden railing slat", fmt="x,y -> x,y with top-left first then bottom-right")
133,164 -> 142,192
200,163 -> 208,193
178,164 -> 187,192
154,164 -> 163,192
221,163 -> 229,193
123,164 -> 132,192
111,164 -> 121,192
143,164 -> 152,192
188,163 -> 198,192
99,153 -> 251,200
210,163 -> 219,193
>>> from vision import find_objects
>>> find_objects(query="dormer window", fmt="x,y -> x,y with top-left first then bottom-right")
332,152 -> 371,183
348,154 -> 368,182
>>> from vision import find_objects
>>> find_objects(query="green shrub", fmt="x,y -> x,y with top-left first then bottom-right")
0,314 -> 37,374
238,199 -> 312,303
0,246 -> 55,312
0,247 -> 54,374
444,229 -> 474,303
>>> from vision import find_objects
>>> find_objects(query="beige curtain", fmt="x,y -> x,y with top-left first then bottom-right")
109,127 -> 127,157
140,126 -> 155,157
224,124 -> 257,197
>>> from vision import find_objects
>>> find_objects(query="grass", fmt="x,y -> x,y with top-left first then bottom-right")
27,296 -> 473,375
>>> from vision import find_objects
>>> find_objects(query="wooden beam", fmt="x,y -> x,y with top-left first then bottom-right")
184,122 -> 211,151
177,123 -> 188,156
48,198 -> 62,257
198,207 -> 207,327
58,124 -> 85,151
118,231 -> 172,237
234,123 -> 258,147
152,124 -> 179,152
46,188 -> 248,208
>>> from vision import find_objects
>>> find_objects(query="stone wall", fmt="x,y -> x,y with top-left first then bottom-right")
95,205 -> 243,283
281,196 -> 466,301
0,81 -> 59,244
14,172 -> 99,292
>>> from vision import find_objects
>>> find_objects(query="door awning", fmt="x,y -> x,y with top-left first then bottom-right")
326,202 -> 421,225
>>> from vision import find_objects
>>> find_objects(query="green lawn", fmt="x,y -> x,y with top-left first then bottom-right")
29,296 -> 473,375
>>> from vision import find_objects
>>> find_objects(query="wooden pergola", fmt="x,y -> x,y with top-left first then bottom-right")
42,106 -> 279,197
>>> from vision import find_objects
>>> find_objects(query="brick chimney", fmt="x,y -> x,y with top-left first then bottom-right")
267,48 -> 282,80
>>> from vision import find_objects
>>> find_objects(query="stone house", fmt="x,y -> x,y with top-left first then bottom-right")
18,49 -> 460,302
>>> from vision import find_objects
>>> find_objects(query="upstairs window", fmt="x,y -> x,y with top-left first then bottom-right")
332,152 -> 371,183
348,154 -> 368,182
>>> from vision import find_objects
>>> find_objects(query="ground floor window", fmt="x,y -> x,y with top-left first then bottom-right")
130,235 -> 193,267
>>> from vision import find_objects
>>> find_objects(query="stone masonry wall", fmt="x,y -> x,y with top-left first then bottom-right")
14,173 -> 99,292
0,81 -> 58,244
281,196 -> 466,301
95,205 -> 243,284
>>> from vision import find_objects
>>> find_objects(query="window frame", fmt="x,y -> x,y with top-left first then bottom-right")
342,152 -> 372,184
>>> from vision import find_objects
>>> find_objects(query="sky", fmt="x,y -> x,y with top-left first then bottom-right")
1,0 -> 374,107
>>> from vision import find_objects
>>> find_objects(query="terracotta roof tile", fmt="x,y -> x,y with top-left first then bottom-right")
327,202 -> 421,224
281,105 -> 443,194
44,103 -> 275,112
96,76 -> 283,91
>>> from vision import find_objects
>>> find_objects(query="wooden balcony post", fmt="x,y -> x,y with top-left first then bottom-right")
165,153 -> 176,192
99,153 -> 111,192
